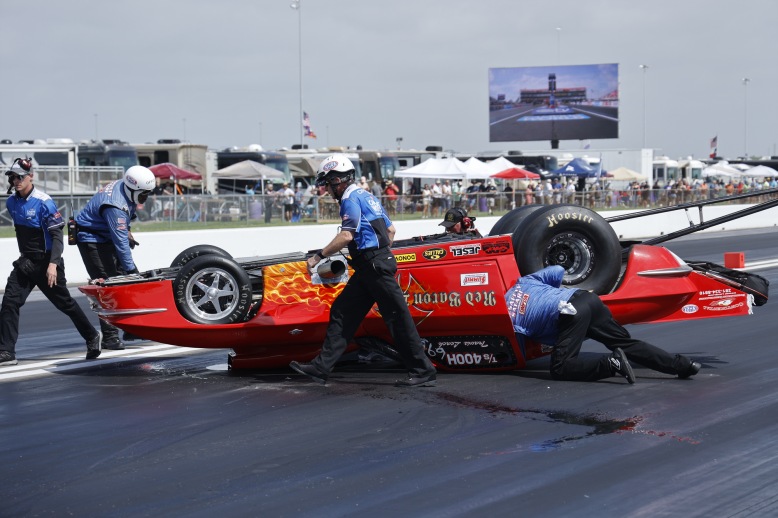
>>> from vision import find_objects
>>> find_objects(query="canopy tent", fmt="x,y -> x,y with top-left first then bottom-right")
212,160 -> 287,181
739,164 -> 778,179
552,157 -> 600,178
212,160 -> 288,194
463,157 -> 494,179
702,161 -> 742,178
478,156 -> 540,179
148,163 -> 202,180
394,157 -> 479,180
607,166 -> 646,181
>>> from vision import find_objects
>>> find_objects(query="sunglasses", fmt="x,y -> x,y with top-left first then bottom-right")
8,174 -> 27,182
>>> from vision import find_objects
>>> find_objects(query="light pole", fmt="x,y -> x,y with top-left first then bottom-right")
93,113 -> 99,141
639,64 -> 649,149
555,27 -> 562,64
290,0 -> 303,146
742,77 -> 750,158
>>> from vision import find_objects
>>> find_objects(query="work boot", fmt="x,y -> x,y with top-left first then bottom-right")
289,361 -> 328,385
86,332 -> 102,360
609,348 -> 635,384
0,350 -> 18,366
395,372 -> 437,387
101,333 -> 124,350
678,361 -> 702,379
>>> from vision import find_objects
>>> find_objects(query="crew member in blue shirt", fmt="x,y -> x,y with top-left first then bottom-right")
74,165 -> 156,350
506,265 -> 701,383
290,154 -> 437,387
0,158 -> 101,366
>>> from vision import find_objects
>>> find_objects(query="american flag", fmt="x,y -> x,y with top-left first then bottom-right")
303,112 -> 317,139
709,136 -> 717,158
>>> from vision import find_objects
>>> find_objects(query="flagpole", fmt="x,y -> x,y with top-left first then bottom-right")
291,1 -> 303,146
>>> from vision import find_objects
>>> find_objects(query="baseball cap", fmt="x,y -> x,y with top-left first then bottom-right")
439,208 -> 465,228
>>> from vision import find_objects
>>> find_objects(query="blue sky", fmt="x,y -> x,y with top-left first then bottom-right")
1,0 -> 776,160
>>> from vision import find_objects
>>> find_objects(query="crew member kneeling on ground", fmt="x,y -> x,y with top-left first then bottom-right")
1,158 -> 101,366
74,165 -> 155,350
438,207 -> 481,236
289,153 -> 437,387
506,265 -> 702,383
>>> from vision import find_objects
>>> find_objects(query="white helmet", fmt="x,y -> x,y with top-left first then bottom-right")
123,165 -> 156,203
315,154 -> 355,187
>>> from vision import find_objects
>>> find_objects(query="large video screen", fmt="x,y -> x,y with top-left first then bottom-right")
489,63 -> 619,143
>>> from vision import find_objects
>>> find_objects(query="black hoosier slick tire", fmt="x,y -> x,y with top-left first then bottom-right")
173,255 -> 252,324
170,244 -> 232,268
513,204 -> 621,294
488,205 -> 544,238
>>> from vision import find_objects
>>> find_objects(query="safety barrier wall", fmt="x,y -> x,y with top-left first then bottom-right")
1,204 -> 777,290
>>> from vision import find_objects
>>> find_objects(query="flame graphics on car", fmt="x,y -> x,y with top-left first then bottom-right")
263,262 -> 343,311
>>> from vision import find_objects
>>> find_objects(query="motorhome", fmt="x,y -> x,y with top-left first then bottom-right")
216,145 -> 291,193
0,139 -> 124,194
134,139 -> 211,190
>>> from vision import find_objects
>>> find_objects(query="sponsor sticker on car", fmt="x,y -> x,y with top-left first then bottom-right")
422,248 -> 446,261
395,253 -> 416,263
461,273 -> 488,286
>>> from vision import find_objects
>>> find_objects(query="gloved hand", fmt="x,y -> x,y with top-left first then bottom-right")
129,237 -> 140,249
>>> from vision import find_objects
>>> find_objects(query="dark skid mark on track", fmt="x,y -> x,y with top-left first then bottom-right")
431,391 -> 702,449
433,391 -> 641,450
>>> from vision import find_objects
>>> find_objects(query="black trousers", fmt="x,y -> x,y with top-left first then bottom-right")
551,290 -> 693,381
0,257 -> 97,355
77,242 -> 121,340
312,250 -> 435,377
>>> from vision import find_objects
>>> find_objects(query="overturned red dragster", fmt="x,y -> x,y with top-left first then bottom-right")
80,196 -> 772,372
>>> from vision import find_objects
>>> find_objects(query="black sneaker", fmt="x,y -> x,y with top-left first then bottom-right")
0,350 -> 18,366
678,361 -> 702,379
395,373 -> 437,387
609,348 -> 635,384
101,335 -> 124,350
86,332 -> 102,360
289,361 -> 328,385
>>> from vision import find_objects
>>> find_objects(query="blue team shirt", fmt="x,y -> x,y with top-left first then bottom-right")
6,186 -> 65,255
504,265 -> 577,344
75,179 -> 137,272
339,184 -> 392,251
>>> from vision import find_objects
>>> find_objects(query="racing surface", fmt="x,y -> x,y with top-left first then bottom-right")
489,104 -> 618,142
2,229 -> 778,516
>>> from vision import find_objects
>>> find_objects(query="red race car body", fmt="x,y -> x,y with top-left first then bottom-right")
80,222 -> 761,372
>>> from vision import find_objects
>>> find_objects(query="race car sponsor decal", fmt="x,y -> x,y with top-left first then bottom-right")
421,335 -> 516,369
422,247 -> 446,261
702,301 -> 744,312
461,273 -> 488,286
394,253 -> 416,263
483,240 -> 511,254
545,211 -> 594,227
682,304 -> 698,314
449,243 -> 481,257
697,288 -> 744,300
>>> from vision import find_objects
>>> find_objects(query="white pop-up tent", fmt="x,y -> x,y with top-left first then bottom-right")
394,157 -> 481,180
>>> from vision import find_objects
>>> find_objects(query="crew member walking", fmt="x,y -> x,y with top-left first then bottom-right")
74,165 -> 156,350
290,154 -> 437,387
0,158 -> 101,366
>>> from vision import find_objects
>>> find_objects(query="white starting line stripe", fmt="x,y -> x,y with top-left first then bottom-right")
0,343 -> 204,382
743,259 -> 778,271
